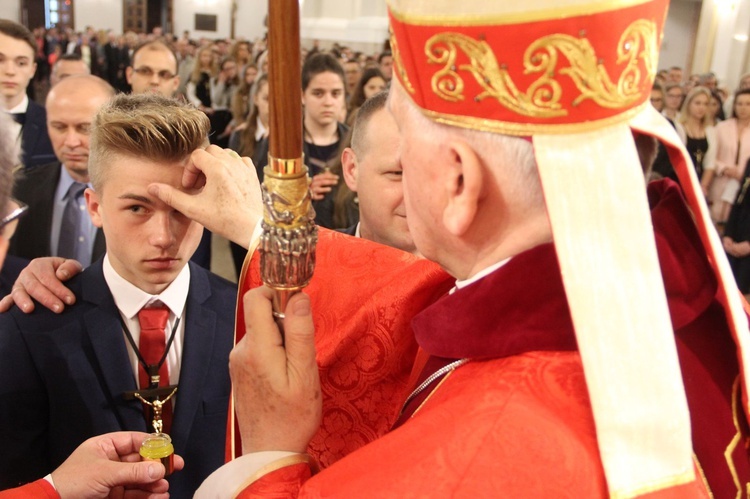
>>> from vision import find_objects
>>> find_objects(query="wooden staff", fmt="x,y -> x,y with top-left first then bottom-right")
260,0 -> 317,320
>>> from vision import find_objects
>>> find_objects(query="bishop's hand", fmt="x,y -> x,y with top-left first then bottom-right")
147,145 -> 262,250
231,286 -> 321,454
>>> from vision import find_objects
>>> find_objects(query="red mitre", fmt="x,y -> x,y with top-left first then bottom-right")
388,0 -> 666,134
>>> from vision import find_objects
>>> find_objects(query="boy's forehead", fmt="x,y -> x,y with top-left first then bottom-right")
104,153 -> 190,180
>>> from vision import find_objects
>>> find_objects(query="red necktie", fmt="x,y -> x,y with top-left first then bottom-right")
137,305 -> 173,434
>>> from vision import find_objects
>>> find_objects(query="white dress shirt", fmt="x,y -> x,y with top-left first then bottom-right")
102,254 -> 190,394
5,94 -> 28,139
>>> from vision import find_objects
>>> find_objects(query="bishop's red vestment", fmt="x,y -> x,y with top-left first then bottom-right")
232,180 -> 748,497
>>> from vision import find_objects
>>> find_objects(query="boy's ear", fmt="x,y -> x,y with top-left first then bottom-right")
84,188 -> 103,228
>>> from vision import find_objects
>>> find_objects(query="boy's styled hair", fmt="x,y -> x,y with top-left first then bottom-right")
0,20 -> 36,54
89,93 -> 210,190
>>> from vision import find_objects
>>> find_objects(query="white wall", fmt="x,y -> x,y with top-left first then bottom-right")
173,0 -> 267,41
235,0 -> 267,41
76,0 -> 269,41
175,0 -> 232,39
0,0 -> 20,23
660,0 -> 701,74
75,0 -> 123,32
300,0 -> 388,55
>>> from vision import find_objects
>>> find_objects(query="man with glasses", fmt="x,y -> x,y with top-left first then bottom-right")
663,82 -> 684,122
125,40 -> 180,98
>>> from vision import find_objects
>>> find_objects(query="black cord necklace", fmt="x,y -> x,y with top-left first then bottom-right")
118,312 -> 180,389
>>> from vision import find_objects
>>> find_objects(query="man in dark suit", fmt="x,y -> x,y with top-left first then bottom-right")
0,20 -> 55,170
10,75 -> 113,267
103,32 -> 130,93
0,93 -> 237,498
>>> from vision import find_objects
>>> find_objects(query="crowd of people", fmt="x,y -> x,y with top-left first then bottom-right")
2,0 -> 750,496
650,66 -> 750,295
7,21 -> 398,281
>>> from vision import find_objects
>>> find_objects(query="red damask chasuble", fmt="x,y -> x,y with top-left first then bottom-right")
231,182 -> 748,497
230,228 -> 454,467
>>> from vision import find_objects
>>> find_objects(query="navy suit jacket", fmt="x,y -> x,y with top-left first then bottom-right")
337,224 -> 357,236
20,100 -> 55,170
10,162 -> 106,262
0,259 -> 237,498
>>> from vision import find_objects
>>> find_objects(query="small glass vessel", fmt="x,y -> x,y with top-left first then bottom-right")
139,433 -> 175,476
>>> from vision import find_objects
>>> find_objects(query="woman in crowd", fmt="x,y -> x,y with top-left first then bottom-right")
208,56 -> 239,147
254,53 -> 349,228
674,86 -> 716,191
707,88 -> 750,224
230,40 -> 252,74
650,83 -> 665,113
708,90 -> 725,126
346,67 -> 386,125
662,82 -> 684,122
186,45 -> 216,115
229,73 -> 269,159
231,63 -> 259,129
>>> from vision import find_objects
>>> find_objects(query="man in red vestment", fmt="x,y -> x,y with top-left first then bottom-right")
6,1 -> 750,497
194,0 -> 750,497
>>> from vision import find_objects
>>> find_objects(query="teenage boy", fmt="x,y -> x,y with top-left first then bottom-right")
0,20 -> 54,169
0,93 -> 236,497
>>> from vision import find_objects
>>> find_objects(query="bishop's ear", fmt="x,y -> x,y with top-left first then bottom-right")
442,140 -> 482,236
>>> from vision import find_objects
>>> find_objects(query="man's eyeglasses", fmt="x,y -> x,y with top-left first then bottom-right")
133,67 -> 177,81
0,199 -> 28,234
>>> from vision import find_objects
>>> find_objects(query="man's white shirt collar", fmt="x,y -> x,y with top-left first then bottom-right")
102,254 -> 190,319
6,94 -> 29,114
452,257 -> 511,293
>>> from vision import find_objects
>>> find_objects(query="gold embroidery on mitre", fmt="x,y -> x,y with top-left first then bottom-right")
616,19 -> 659,98
390,26 -> 415,95
426,33 -> 565,117
424,18 -> 657,117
